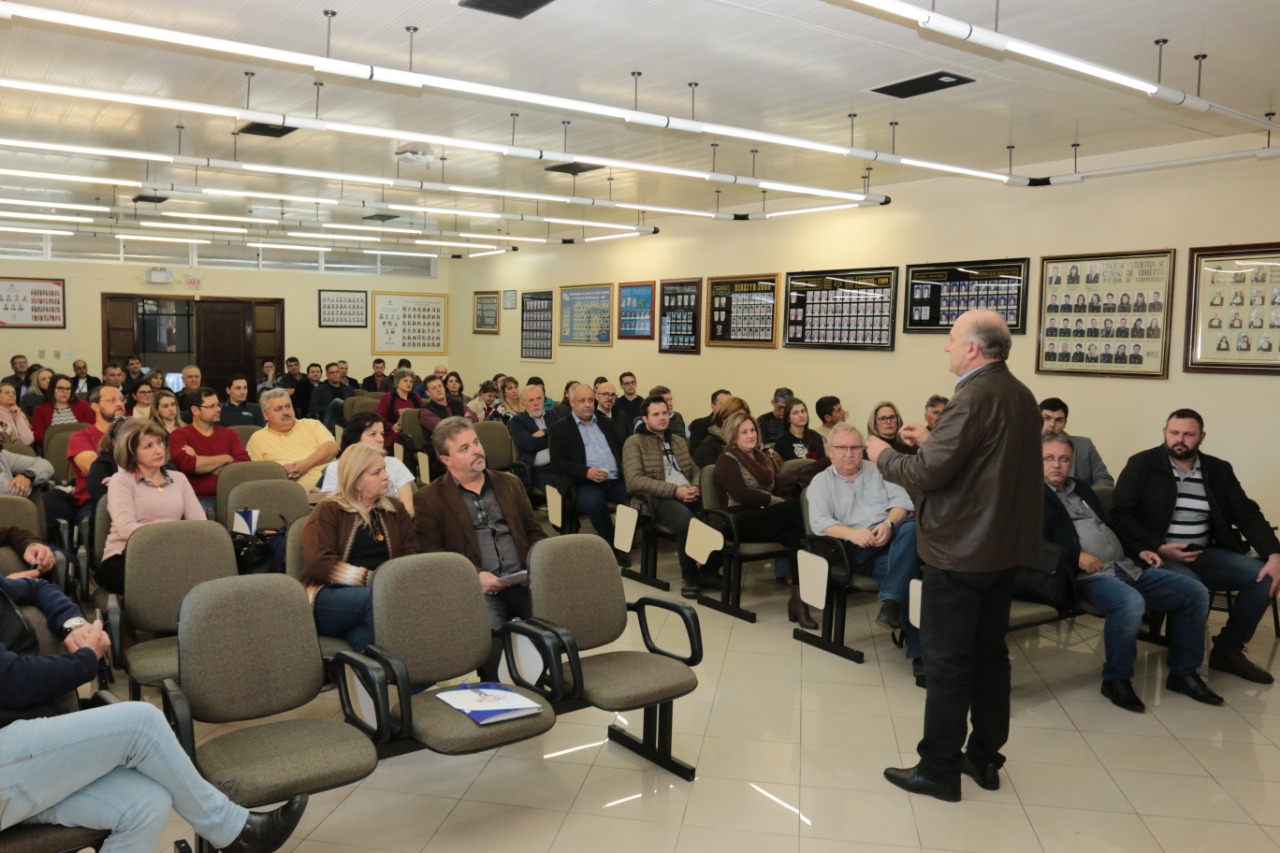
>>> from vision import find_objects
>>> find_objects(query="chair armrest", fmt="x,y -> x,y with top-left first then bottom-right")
625,490 -> 658,522
362,643 -> 412,741
523,617 -> 584,701
161,678 -> 196,762
92,688 -> 123,705
509,460 -> 531,489
700,507 -> 742,549
49,549 -> 68,597
627,597 -> 703,666
331,649 -> 393,744
499,620 -> 569,702
105,593 -> 122,661
803,534 -> 854,584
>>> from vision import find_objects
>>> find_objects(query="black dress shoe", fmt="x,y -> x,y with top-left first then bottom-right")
221,794 -> 308,853
1101,678 -> 1146,713
883,765 -> 960,802
912,658 -> 926,689
875,600 -> 902,630
960,754 -> 1000,791
1166,671 -> 1225,706
697,570 -> 724,590
614,550 -> 632,569
1209,646 -> 1275,684
680,578 -> 699,600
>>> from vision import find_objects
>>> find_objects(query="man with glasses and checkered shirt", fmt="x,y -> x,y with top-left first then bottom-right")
805,421 -> 924,685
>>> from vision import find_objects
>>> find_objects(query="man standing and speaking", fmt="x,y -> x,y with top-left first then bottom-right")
866,310 -> 1042,802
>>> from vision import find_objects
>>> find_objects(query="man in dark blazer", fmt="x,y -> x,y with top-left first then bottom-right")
1110,408 -> 1280,685
1041,432 -> 1217,712
548,382 -> 629,566
868,310 -> 1042,802
70,359 -> 101,396
508,385 -> 559,489
415,417 -> 547,679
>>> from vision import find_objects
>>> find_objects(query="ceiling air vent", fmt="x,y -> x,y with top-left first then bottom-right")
132,194 -> 169,204
544,162 -> 604,176
871,71 -> 975,99
237,123 -> 298,138
457,0 -> 557,19
362,213 -> 399,222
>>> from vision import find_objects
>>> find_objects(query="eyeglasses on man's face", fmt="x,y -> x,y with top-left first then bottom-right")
830,444 -> 865,454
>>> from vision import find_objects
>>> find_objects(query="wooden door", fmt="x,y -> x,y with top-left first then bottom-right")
195,300 -> 252,392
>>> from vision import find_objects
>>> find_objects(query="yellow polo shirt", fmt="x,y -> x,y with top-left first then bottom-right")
246,418 -> 334,489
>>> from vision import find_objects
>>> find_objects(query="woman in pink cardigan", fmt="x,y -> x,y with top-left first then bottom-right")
98,420 -> 204,595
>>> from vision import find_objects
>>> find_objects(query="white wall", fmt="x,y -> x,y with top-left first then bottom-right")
446,135 -> 1280,510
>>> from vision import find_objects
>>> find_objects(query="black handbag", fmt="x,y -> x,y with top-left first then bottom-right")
1013,541 -> 1077,610
232,515 -> 289,575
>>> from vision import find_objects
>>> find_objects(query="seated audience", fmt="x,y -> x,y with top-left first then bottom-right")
867,401 -> 914,454
221,374 -> 265,427
45,384 -> 124,530
592,379 -> 628,441
807,422 -> 922,679
418,374 -> 476,435
444,370 -> 470,405
1041,431 -> 1219,712
361,358 -> 388,392
615,371 -> 644,426
321,413 -> 415,514
433,364 -> 448,380
248,389 -> 338,489
0,524 -> 56,582
169,386 -> 251,515
924,394 -> 949,430
0,354 -> 28,393
648,385 -> 688,439
756,387 -> 792,446
490,376 -> 523,424
548,382 -> 631,567
415,417 -> 546,679
549,379 -> 577,422
70,359 -> 100,396
0,444 -> 53,505
149,389 -> 182,435
302,443 -> 418,651
20,366 -> 52,418
812,395 -> 847,448
31,373 -> 93,447
693,395 -> 752,468
257,357 -> 282,396
1110,408 -> 1280,684
86,419 -> 134,507
774,397 -> 826,462
291,363 -> 323,420
467,380 -> 502,423
713,410 -> 810,626
337,360 -> 360,390
0,567 -> 306,852
99,420 -> 205,595
128,382 -> 154,420
623,395 -> 712,599
120,354 -> 146,396
509,384 -> 558,489
143,369 -> 167,392
309,362 -> 356,430
688,389 -> 732,456
1039,396 -> 1113,487
374,368 -> 422,452
0,383 -> 34,447
179,365 -> 201,400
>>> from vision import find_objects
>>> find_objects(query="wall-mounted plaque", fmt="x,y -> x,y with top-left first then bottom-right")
705,274 -> 780,349
520,290 -> 554,361
473,290 -> 500,334
318,289 -> 367,328
0,278 -> 65,328
658,278 -> 702,355
618,281 -> 654,340
904,258 -> 1029,333
1185,242 -> 1280,375
558,283 -> 613,346
784,267 -> 897,350
371,291 -> 446,355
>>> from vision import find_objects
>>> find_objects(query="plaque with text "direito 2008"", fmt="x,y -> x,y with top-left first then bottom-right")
705,274 -> 779,348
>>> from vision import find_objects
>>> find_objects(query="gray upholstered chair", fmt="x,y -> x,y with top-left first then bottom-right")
696,464 -> 792,622
214,461 -> 288,527
0,495 -> 68,592
473,420 -> 528,483
795,486 -> 880,663
224,479 -> 312,532
359,553 -> 559,753
230,424 -> 259,450
526,534 -> 702,780
342,395 -> 379,423
107,520 -> 238,700
162,574 -> 381,853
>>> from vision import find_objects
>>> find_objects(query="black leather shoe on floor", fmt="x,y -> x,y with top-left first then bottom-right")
1166,671 -> 1225,706
614,550 -> 632,569
697,571 -> 724,590
1209,646 -> 1275,684
912,658 -> 926,689
960,754 -> 1000,791
875,600 -> 902,630
883,765 -> 960,802
680,578 -> 699,600
221,794 -> 308,853
1100,678 -> 1146,713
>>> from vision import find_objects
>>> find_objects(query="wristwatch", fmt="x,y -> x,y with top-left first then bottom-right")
62,616 -> 88,636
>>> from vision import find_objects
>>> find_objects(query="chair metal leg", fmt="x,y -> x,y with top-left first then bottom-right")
620,525 -> 670,591
128,676 -> 141,702
697,556 -> 756,622
606,701 -> 695,781
792,584 -> 865,663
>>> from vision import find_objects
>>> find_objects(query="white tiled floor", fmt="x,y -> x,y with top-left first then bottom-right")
143,545 -> 1280,852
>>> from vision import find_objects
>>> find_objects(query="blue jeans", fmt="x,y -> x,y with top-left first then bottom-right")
839,520 -> 922,659
572,477 -> 628,545
1076,568 -> 1208,680
0,702 -> 247,852
314,584 -> 373,651
1161,547 -> 1271,651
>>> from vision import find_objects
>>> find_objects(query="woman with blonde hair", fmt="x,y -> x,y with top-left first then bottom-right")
0,382 -> 35,447
867,400 -> 914,455
302,442 -> 419,650
149,389 -> 181,434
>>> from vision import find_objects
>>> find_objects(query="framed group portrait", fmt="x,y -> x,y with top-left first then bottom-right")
1036,249 -> 1174,379
0,278 -> 65,328
783,266 -> 897,351
1184,242 -> 1280,375
520,290 -> 554,361
472,290 -> 500,334
558,283 -> 613,346
318,289 -> 366,329
617,281 -> 654,340
903,258 -> 1028,334
705,274 -> 780,348
658,277 -> 701,355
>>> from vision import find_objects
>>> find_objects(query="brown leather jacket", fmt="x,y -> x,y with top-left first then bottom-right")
413,470 -> 547,570
301,498 -> 419,601
877,361 -> 1042,572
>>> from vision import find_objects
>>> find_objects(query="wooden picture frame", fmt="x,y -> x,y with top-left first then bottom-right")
783,267 -> 897,351
903,258 -> 1029,334
617,281 -> 655,340
371,291 -> 447,355
705,274 -> 780,349
558,283 -> 613,346
1184,242 -> 1280,374
658,278 -> 702,355
0,278 -> 66,328
318,289 -> 367,328
1037,249 -> 1174,379
472,290 -> 500,334
520,290 -> 554,361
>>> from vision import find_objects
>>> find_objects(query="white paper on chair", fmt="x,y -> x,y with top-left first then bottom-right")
232,509 -> 259,536
614,504 -> 638,553
909,578 -> 922,629
797,550 -> 828,610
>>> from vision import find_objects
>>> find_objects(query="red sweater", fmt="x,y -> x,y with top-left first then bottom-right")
31,401 -> 93,446
168,425 -> 250,497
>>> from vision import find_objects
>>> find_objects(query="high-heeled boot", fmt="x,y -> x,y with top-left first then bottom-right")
788,585 -> 818,630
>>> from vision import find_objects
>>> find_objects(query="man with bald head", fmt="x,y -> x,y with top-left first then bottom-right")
867,310 -> 1042,802
548,382 -> 630,566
